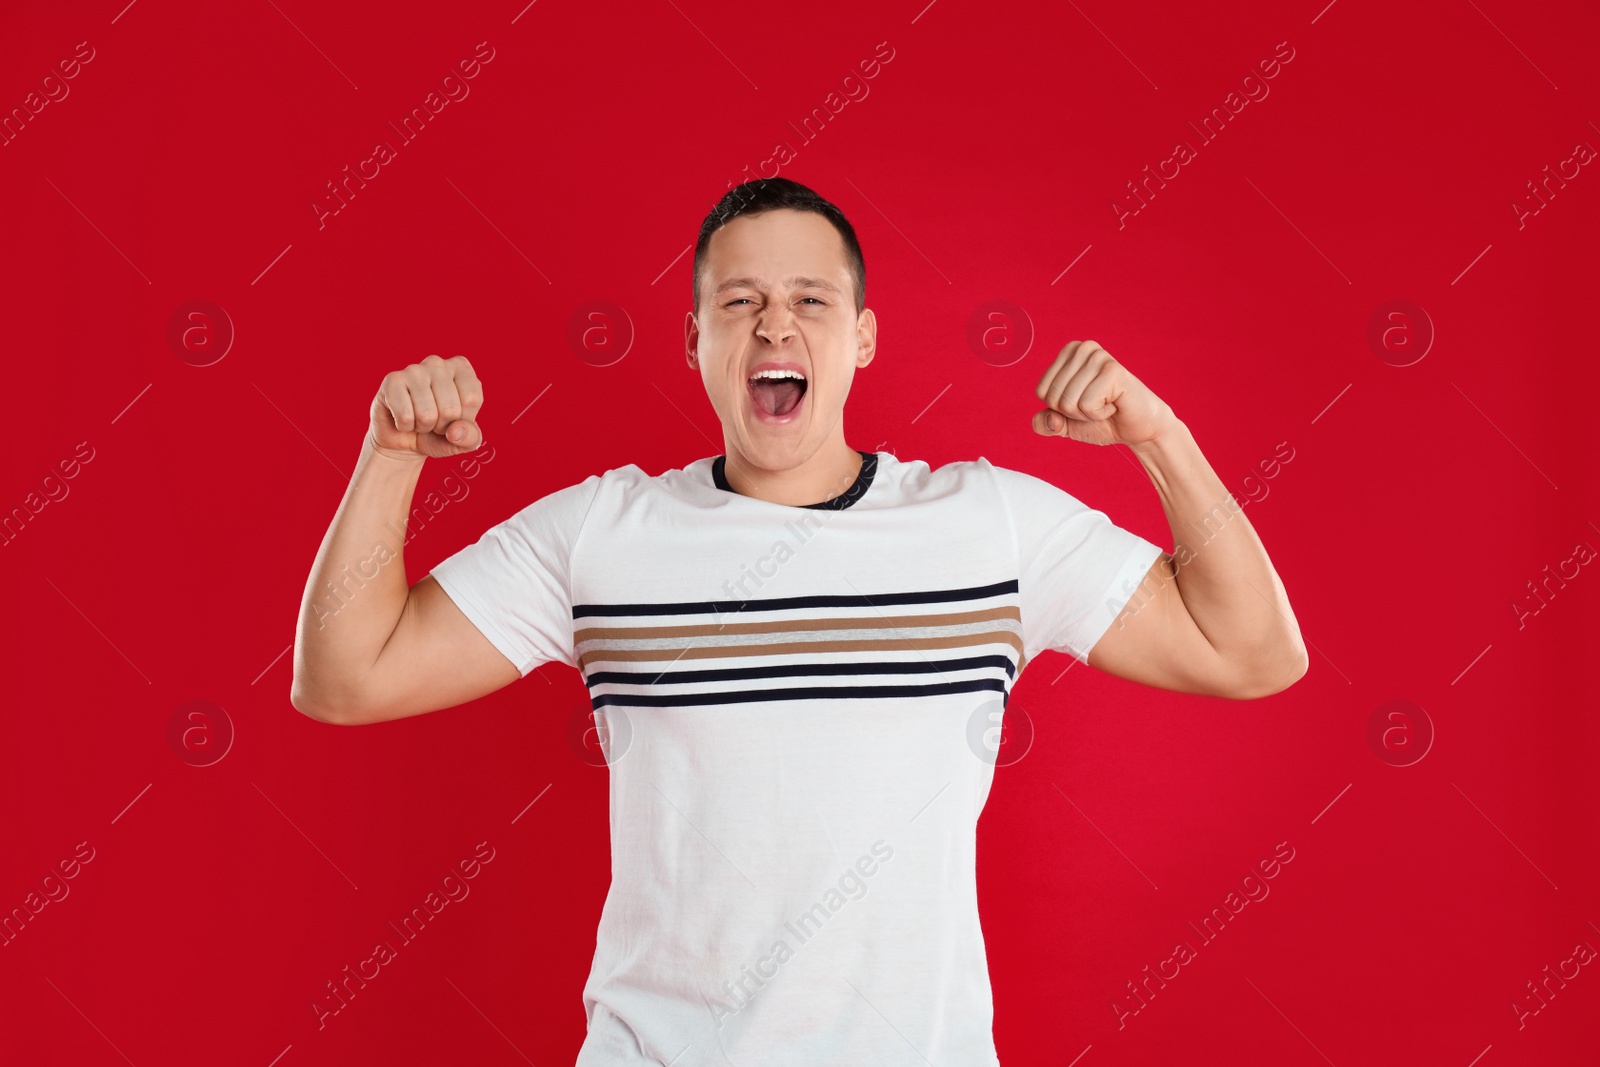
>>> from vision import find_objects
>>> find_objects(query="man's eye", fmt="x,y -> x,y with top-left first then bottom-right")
724,296 -> 823,307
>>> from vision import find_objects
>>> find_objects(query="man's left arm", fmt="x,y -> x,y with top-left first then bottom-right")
1032,340 -> 1309,700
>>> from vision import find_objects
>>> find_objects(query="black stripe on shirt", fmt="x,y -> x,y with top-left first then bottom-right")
590,677 -> 1008,709
584,654 -> 1017,688
572,579 -> 1020,619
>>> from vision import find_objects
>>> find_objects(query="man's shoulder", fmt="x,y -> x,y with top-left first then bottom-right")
532,456 -> 718,513
900,455 -> 1099,512
865,451 -> 1004,504
883,451 -> 1000,482
556,455 -> 715,490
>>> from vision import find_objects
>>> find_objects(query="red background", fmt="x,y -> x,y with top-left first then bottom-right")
2,0 -> 1597,1064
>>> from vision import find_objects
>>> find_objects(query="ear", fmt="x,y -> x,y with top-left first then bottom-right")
855,307 -> 877,369
685,310 -> 699,370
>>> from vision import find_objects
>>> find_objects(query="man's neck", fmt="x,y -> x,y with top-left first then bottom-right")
721,437 -> 864,507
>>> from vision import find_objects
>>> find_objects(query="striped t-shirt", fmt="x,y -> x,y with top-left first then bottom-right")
429,449 -> 1164,1066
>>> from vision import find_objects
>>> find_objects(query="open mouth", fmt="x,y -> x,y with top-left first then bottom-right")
748,368 -> 808,419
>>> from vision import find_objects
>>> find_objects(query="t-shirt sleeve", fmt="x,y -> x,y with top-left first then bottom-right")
427,473 -> 602,677
988,461 -> 1167,665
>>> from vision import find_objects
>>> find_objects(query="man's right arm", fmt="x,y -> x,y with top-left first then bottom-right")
291,355 -> 521,725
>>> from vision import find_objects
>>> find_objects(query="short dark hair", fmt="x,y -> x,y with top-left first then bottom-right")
693,177 -> 866,315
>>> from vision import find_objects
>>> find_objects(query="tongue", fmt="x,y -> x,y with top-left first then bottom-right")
752,380 -> 803,417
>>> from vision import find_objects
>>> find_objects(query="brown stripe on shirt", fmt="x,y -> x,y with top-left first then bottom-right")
573,605 -> 1020,644
577,628 -> 1023,672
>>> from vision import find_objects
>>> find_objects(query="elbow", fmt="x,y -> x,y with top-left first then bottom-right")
1246,662 -> 1307,699
1228,642 -> 1309,700
291,679 -> 359,725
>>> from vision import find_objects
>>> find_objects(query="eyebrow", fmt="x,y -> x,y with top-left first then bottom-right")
712,275 -> 842,296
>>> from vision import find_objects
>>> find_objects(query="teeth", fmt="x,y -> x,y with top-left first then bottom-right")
750,369 -> 806,381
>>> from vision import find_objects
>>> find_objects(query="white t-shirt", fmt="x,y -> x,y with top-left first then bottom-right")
429,449 -> 1164,1066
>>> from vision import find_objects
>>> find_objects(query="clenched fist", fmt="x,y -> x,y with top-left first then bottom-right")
368,354 -> 485,460
1032,340 -> 1175,448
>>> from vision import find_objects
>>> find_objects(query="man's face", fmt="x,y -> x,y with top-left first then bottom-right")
687,209 -> 875,470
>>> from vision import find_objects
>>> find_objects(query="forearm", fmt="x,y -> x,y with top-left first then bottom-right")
291,435 -> 427,714
1129,419 -> 1307,685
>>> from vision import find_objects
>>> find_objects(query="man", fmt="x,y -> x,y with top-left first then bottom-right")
292,177 -> 1307,1064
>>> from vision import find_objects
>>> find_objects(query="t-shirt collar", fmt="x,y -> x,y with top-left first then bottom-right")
711,450 -> 878,510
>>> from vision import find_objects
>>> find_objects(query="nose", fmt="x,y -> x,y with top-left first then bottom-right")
754,304 -> 797,344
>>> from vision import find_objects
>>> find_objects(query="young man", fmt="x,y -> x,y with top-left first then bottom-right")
292,178 -> 1307,1064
